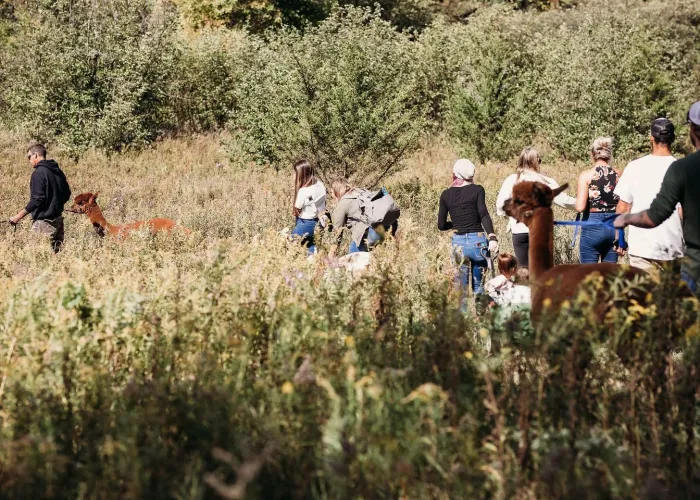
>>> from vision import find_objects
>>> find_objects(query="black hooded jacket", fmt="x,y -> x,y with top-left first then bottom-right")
24,160 -> 72,220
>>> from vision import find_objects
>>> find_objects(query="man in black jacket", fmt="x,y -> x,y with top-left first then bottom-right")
9,143 -> 72,252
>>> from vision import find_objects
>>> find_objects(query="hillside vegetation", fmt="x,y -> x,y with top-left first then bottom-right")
0,0 -> 698,498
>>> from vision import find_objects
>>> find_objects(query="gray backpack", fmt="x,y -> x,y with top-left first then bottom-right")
355,188 -> 401,227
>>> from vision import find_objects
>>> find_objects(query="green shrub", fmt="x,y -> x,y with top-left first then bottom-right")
229,7 -> 432,185
530,11 -> 678,160
2,0 -> 181,156
169,29 -> 246,133
441,8 -> 537,161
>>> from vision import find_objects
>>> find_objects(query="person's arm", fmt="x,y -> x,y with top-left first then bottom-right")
495,176 -> 513,217
294,189 -> 306,211
616,200 -> 631,214
574,170 -> 589,213
548,178 -> 576,210
9,208 -> 28,224
614,210 -> 657,229
11,170 -> 43,223
437,192 -> 453,231
331,201 -> 348,232
476,187 -> 496,237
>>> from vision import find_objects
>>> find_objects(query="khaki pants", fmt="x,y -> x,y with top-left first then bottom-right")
629,255 -> 679,281
32,216 -> 65,253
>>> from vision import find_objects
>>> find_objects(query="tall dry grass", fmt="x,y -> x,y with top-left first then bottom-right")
0,131 -> 697,498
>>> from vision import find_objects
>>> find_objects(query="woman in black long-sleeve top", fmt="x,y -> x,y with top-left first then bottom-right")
438,159 -> 499,300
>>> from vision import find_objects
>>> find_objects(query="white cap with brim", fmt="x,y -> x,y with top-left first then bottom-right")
453,159 -> 476,181
688,101 -> 700,126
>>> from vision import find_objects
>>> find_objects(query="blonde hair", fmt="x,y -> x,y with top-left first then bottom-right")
331,177 -> 355,200
590,137 -> 613,162
516,147 -> 548,184
516,147 -> 541,175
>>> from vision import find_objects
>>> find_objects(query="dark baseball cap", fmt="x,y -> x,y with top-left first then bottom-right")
651,118 -> 675,140
688,101 -> 700,126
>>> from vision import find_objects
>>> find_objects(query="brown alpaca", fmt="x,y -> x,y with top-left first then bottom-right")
503,181 -> 647,320
68,192 -> 188,238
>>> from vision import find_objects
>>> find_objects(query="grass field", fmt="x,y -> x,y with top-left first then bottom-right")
0,131 -> 697,498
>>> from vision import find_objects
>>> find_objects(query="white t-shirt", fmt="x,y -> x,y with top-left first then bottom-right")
295,181 -> 327,219
614,155 -> 684,261
496,172 -> 576,234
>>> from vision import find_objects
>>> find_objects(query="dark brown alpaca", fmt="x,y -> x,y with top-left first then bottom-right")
503,181 -> 647,320
68,192 -> 188,238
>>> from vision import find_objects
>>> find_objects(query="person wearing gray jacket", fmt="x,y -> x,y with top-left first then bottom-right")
330,177 -> 398,254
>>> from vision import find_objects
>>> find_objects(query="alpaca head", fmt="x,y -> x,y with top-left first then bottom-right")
503,181 -> 569,227
68,192 -> 100,214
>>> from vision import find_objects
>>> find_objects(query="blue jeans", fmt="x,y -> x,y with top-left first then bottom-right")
579,212 -> 618,264
349,222 -> 398,253
292,217 -> 318,255
682,271 -> 698,297
452,233 -> 489,301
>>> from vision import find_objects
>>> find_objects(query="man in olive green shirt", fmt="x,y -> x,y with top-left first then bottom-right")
615,101 -> 700,296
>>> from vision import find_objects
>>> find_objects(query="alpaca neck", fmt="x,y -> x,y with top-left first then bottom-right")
528,207 -> 554,279
86,205 -> 115,236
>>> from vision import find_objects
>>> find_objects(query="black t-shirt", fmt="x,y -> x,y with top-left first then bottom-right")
647,150 -> 700,279
438,185 -> 495,236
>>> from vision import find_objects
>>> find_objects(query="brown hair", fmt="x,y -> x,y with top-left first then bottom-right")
498,253 -> 519,279
293,160 -> 316,216
330,177 -> 355,201
27,142 -> 47,159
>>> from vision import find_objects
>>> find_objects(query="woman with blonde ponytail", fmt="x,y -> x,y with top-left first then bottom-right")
574,137 -> 622,263
496,147 -> 576,268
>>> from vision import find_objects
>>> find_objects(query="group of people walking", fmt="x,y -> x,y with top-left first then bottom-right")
7,102 -> 700,304
437,101 -> 700,303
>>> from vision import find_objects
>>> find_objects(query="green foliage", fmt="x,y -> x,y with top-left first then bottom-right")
2,0 -> 181,156
442,1 -> 700,161
169,30 -> 245,133
176,0 -> 331,33
530,12 -> 677,160
176,0 -> 433,33
230,7 -> 431,185
439,8 -> 536,161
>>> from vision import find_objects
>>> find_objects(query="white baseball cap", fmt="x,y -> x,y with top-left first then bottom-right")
453,159 -> 476,180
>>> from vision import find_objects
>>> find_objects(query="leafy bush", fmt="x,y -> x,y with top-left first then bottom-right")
2,0 -> 181,156
439,8 -> 537,161
229,7 -> 431,185
530,11 -> 677,160
169,29 -> 246,133
441,1 -> 700,161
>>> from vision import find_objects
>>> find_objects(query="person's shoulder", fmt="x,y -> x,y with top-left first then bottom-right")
672,149 -> 700,169
502,173 -> 517,185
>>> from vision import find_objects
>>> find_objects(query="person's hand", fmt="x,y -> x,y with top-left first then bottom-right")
613,214 -> 627,229
8,215 -> 21,225
615,246 -> 627,257
488,239 -> 499,254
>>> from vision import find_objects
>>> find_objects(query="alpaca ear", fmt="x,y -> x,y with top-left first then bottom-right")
531,182 -> 550,206
551,183 -> 569,198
